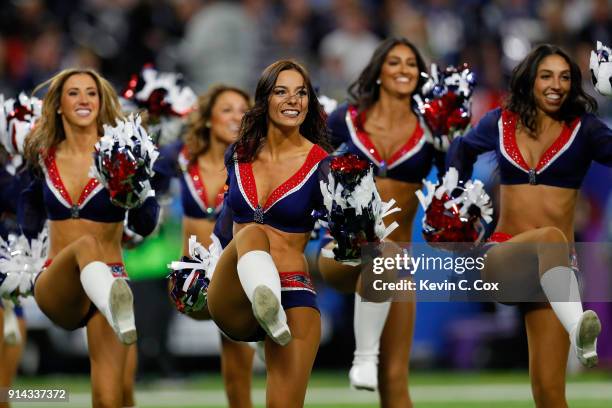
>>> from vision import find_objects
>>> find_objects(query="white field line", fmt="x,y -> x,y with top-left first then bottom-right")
11,382 -> 612,407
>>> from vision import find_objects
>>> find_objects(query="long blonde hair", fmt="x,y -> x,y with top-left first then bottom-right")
24,68 -> 123,167
183,84 -> 250,164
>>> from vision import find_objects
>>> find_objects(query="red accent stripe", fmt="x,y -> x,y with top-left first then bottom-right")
501,110 -> 580,171
239,145 -> 328,210
488,232 -> 513,243
279,271 -> 315,291
348,105 -> 425,167
44,147 -> 100,206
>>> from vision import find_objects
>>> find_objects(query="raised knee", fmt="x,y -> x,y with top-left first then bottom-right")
75,234 -> 103,254
235,224 -> 270,253
538,227 -> 567,244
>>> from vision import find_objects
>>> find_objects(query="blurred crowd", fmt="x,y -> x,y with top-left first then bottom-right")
0,0 -> 611,117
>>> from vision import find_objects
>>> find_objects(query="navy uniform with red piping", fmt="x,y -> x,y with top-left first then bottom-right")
447,108 -> 612,188
152,141 -> 225,219
327,103 -> 445,181
213,144 -> 330,314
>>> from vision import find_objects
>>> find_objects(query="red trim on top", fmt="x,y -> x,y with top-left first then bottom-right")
44,147 -> 100,206
488,232 -> 513,243
348,105 -> 425,167
501,110 -> 580,171
182,146 -> 226,210
238,145 -> 328,210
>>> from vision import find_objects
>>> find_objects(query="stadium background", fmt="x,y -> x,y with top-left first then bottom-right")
2,0 -> 611,406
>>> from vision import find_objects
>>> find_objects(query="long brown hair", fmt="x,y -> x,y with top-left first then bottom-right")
229,60 -> 331,164
348,37 -> 428,112
183,85 -> 250,164
24,68 -> 123,167
505,44 -> 597,132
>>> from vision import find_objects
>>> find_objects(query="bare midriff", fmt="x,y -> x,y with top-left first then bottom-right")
48,219 -> 124,262
497,184 -> 577,242
375,177 -> 421,242
234,222 -> 310,272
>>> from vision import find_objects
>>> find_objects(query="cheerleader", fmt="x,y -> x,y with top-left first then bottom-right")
318,37 -> 443,406
154,84 -> 256,408
178,60 -> 332,407
447,44 -> 611,407
17,69 -> 159,407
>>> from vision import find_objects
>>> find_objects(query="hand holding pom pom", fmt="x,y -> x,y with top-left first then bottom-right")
414,64 -> 476,152
167,235 -> 221,314
0,92 -> 42,156
415,168 -> 493,244
91,114 -> 159,209
318,154 -> 400,262
590,41 -> 612,97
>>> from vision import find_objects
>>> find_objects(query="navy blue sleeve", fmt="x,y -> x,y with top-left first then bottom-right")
213,147 -> 236,248
585,114 -> 612,167
17,168 -> 47,240
327,103 -> 350,149
0,166 -> 19,215
126,195 -> 160,237
151,140 -> 182,195
446,108 -> 501,182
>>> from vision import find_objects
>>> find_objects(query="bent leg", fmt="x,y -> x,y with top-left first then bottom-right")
265,307 -> 320,408
220,334 -> 255,408
35,235 -> 106,329
87,313 -> 128,408
525,306 -> 569,408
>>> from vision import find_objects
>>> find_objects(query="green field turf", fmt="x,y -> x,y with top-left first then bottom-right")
10,370 -> 612,407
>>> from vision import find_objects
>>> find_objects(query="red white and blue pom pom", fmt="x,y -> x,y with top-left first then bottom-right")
121,65 -> 196,117
91,114 -> 159,209
414,64 -> 476,152
318,154 -> 400,262
167,235 -> 221,314
590,41 -> 612,97
416,167 -> 493,243
0,92 -> 42,155
0,229 -> 48,303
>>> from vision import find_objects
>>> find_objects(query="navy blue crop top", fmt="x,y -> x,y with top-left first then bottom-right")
18,147 -> 160,239
447,108 -> 612,188
327,103 -> 444,183
153,141 -> 226,220
213,144 -> 329,247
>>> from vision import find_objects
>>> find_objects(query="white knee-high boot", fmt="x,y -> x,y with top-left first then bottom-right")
237,251 -> 291,346
540,266 -> 600,367
349,293 -> 391,391
80,261 -> 136,345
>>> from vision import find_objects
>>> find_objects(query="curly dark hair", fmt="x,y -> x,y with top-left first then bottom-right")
229,59 -> 331,163
348,37 -> 428,112
505,44 -> 598,132
183,84 -> 250,164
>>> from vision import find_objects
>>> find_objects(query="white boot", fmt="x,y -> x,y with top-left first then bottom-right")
80,261 -> 136,345
2,299 -> 21,345
571,310 -> 601,368
237,251 -> 291,346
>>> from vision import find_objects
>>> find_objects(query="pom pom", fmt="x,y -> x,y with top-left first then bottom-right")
0,229 -> 48,303
414,64 -> 476,151
91,114 -> 159,209
121,66 -> 197,117
416,168 -> 493,243
0,92 -> 42,155
590,41 -> 612,97
167,235 -> 221,314
318,94 -> 338,116
318,154 -> 400,262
